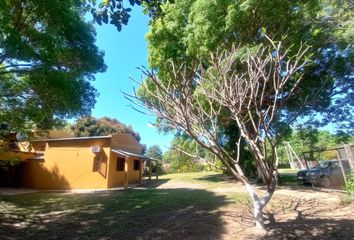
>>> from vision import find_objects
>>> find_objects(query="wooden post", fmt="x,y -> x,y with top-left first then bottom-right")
336,151 -> 347,187
149,160 -> 152,180
303,153 -> 314,188
124,158 -> 129,189
344,145 -> 354,169
156,161 -> 158,180
139,159 -> 142,185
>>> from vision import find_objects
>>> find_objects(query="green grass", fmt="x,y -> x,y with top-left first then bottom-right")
278,168 -> 299,174
160,171 -> 236,188
0,172 -> 241,240
277,168 -> 299,185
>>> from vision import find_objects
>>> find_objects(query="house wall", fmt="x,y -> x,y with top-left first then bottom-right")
107,152 -> 126,188
107,154 -> 142,188
22,138 -> 111,189
127,157 -> 141,183
107,134 -> 143,187
111,133 -> 143,154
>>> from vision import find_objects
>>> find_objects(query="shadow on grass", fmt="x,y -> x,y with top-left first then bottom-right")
264,217 -> 353,239
263,197 -> 354,239
194,173 -> 235,183
0,187 -> 228,240
140,178 -> 170,188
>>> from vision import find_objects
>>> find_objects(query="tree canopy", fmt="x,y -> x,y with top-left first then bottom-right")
277,128 -> 354,164
145,0 -> 354,133
0,0 -> 106,136
71,116 -> 141,142
88,0 -> 167,31
145,144 -> 162,159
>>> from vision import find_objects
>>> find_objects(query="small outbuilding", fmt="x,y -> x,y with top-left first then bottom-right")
0,133 -> 158,190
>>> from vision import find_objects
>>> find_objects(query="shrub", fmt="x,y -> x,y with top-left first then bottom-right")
345,171 -> 354,197
0,159 -> 21,171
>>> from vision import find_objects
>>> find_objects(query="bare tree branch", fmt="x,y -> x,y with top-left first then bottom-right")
125,36 -> 310,229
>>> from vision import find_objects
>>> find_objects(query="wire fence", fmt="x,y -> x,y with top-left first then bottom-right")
297,145 -> 354,190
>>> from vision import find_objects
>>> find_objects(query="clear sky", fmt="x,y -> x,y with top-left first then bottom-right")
91,7 -> 173,152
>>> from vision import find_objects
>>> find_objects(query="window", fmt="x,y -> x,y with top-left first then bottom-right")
116,158 -> 125,171
133,160 -> 140,171
92,156 -> 100,172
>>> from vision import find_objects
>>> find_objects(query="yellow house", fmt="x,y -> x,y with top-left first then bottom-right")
0,133 -> 157,190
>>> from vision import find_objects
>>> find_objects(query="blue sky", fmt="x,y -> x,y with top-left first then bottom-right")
91,8 -> 173,152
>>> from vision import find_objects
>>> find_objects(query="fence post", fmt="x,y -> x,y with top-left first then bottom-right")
344,145 -> 354,170
336,151 -> 348,188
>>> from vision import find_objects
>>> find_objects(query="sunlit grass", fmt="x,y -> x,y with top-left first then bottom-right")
160,171 -> 237,189
0,172 -> 246,239
278,168 -> 299,174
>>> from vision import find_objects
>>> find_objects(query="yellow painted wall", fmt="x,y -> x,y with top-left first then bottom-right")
107,152 -> 126,188
127,157 -> 141,183
108,133 -> 143,187
111,133 -> 143,154
107,154 -> 142,187
22,139 -> 111,189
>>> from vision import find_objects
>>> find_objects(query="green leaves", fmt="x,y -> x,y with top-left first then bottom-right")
145,0 -> 354,134
89,0 -> 166,31
0,0 -> 106,134
71,116 -> 141,142
145,145 -> 163,159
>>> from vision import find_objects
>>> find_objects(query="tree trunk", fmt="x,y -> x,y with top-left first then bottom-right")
245,182 -> 276,230
257,166 -> 267,184
253,199 -> 265,229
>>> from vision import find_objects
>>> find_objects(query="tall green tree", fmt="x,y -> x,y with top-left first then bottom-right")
162,138 -> 199,172
277,128 -> 354,164
145,144 -> 162,159
71,116 -> 141,142
133,0 -> 353,229
88,0 -> 167,31
0,0 -> 106,136
145,0 -> 353,133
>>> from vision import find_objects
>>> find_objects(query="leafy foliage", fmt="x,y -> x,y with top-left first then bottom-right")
346,171 -> 354,197
0,159 -> 21,171
145,0 -> 354,133
71,116 -> 141,142
277,128 -> 354,164
163,136 -> 218,173
88,0 -> 168,31
0,0 -> 106,136
145,144 -> 162,159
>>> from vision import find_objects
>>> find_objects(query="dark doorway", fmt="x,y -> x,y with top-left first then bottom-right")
0,162 -> 26,188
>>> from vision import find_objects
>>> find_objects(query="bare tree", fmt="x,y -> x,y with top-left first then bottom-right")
126,37 -> 309,229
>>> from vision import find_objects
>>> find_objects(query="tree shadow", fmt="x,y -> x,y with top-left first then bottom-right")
140,178 -> 171,188
21,162 -> 71,190
0,161 -> 71,190
262,197 -> 354,239
0,187 -> 229,240
194,173 -> 236,183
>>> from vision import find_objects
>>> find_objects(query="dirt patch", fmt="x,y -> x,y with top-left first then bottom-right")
143,175 -> 354,240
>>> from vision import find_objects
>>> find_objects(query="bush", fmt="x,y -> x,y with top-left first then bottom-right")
167,161 -> 206,173
278,162 -> 291,169
345,171 -> 354,197
0,159 -> 21,171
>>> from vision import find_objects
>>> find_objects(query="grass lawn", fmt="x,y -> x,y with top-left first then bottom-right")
278,168 -> 299,174
1,172 -> 353,240
0,172 -> 243,240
